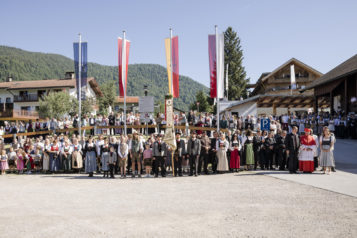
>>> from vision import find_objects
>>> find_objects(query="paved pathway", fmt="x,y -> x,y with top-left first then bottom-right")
264,139 -> 357,197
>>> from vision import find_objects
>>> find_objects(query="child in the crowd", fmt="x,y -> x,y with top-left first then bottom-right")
17,148 -> 25,174
32,148 -> 42,173
7,147 -> 17,173
143,143 -> 153,178
1,149 -> 9,175
108,146 -> 117,179
118,136 -> 128,179
25,150 -> 34,174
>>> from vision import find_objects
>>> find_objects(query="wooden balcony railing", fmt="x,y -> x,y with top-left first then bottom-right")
13,94 -> 39,102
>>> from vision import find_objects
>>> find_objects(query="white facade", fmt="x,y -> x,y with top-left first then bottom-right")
227,100 -> 258,117
0,84 -> 98,118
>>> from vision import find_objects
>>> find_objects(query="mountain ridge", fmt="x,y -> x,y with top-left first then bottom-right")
0,45 -> 208,111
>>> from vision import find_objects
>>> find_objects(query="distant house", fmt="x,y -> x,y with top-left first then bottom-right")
113,96 -> 139,112
0,72 -> 102,119
224,58 -> 327,117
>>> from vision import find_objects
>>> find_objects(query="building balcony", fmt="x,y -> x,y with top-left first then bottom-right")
0,109 -> 39,119
13,94 -> 39,102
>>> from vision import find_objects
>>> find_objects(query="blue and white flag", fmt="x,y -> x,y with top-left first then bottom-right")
73,42 -> 88,100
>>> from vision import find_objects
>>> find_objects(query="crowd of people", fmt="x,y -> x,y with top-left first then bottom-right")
0,110 -> 346,177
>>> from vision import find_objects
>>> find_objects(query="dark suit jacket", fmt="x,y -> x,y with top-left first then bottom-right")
285,133 -> 300,154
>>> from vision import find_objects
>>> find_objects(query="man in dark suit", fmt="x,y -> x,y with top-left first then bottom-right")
108,112 -> 115,135
152,135 -> 167,177
89,115 -> 96,136
187,132 -> 201,176
199,131 -> 211,175
210,131 -> 218,174
253,130 -> 263,170
285,126 -> 300,173
174,132 -> 186,177
276,130 -> 287,170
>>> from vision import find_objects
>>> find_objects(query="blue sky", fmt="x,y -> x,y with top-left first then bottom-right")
1,0 -> 356,87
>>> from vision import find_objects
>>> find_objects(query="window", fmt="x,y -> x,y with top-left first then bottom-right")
38,90 -> 46,99
6,97 -> 11,103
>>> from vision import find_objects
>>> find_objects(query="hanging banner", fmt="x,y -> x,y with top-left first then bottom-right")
165,38 -> 172,95
164,97 -> 176,150
208,35 -> 217,98
118,38 -> 130,97
171,36 -> 179,98
217,33 -> 224,99
208,34 -> 224,98
165,36 -> 179,98
73,42 -> 88,100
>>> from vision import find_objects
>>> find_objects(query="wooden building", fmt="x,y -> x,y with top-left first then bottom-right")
224,58 -> 325,116
303,54 -> 357,114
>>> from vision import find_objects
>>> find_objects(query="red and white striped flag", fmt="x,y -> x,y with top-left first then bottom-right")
118,37 -> 130,97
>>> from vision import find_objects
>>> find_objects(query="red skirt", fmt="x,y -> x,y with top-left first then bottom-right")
299,161 -> 314,172
230,149 -> 240,169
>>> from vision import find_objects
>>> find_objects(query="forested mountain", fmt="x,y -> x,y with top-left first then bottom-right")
0,46 -> 208,111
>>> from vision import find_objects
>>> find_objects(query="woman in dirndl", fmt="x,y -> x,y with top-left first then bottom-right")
61,140 -> 72,172
319,128 -> 335,175
229,134 -> 241,172
216,133 -> 229,173
244,130 -> 255,170
71,138 -> 83,172
84,137 -> 97,177
100,138 -> 110,178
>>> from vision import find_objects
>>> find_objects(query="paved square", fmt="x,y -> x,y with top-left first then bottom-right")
1,139 -> 356,238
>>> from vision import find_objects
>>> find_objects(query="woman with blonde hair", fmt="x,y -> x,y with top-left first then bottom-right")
319,128 -> 335,175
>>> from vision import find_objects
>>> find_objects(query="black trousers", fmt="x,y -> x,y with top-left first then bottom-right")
210,151 -> 217,173
254,150 -> 260,169
174,155 -> 182,176
109,164 -> 115,178
259,150 -> 266,169
265,150 -> 274,169
277,149 -> 286,170
153,156 -> 166,176
288,152 -> 299,173
189,154 -> 199,175
199,151 -> 210,174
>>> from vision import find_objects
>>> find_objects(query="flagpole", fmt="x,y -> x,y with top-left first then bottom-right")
123,31 -> 127,136
78,33 -> 82,138
215,25 -> 220,133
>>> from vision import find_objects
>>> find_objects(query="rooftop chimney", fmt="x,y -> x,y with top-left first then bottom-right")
6,76 -> 12,82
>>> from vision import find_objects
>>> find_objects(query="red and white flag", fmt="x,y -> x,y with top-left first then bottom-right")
165,36 -> 179,98
118,37 -> 130,97
208,33 -> 224,98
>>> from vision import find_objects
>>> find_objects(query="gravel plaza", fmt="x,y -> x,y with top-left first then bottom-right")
0,139 -> 356,238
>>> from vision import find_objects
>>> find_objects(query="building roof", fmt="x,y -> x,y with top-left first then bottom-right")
0,77 -> 102,97
303,54 -> 357,91
115,96 -> 139,103
225,94 -> 329,111
252,58 -> 323,95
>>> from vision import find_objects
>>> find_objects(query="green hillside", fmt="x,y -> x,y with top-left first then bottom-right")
0,46 -> 208,111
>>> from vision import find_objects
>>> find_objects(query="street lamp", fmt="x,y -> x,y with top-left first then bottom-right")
196,101 -> 200,113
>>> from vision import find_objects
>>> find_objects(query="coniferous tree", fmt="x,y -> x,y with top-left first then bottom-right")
224,27 -> 249,100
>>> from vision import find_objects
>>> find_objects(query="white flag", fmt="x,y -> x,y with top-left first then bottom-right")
290,64 -> 296,86
217,33 -> 225,99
